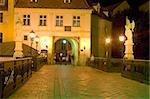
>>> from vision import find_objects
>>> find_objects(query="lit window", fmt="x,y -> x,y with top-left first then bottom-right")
24,35 -> 28,40
23,15 -> 30,26
30,0 -> 38,2
64,0 -> 71,3
0,13 -> 3,23
56,16 -> 63,26
73,16 -> 80,27
39,15 -> 47,26
0,0 -> 5,5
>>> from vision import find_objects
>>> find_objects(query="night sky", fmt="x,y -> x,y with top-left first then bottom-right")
91,0 -> 148,8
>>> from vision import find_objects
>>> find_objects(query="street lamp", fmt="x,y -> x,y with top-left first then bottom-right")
105,38 -> 111,58
35,36 -> 39,50
29,30 -> 36,47
105,38 -> 111,44
29,30 -> 36,56
119,35 -> 125,58
119,35 -> 125,42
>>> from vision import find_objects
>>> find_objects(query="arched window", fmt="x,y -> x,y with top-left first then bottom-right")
30,0 -> 38,3
64,0 -> 71,3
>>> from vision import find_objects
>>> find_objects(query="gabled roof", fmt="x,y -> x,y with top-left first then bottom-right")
139,0 -> 149,12
101,0 -> 129,11
92,11 -> 112,21
15,0 -> 92,9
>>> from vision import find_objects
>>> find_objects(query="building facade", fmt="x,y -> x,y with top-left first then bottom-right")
0,0 -> 14,42
13,0 -> 92,65
0,0 -> 113,64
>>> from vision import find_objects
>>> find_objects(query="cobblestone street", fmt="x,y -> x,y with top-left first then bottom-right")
9,65 -> 149,99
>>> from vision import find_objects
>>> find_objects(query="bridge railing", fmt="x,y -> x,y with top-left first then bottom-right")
0,58 -> 32,98
87,57 -> 123,72
122,59 -> 150,84
32,56 -> 47,71
87,57 -> 150,84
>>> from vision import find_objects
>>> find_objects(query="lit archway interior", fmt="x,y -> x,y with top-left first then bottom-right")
54,38 -> 78,65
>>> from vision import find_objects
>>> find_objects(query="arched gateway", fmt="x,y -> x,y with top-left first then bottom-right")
53,37 -> 79,65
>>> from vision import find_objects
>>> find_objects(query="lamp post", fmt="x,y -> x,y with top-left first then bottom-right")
29,30 -> 36,56
83,41 -> 86,66
119,35 -> 125,58
35,36 -> 39,50
105,37 -> 111,70
105,38 -> 111,58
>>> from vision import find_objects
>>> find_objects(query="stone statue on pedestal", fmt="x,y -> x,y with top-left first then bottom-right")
124,16 -> 135,60
13,17 -> 24,58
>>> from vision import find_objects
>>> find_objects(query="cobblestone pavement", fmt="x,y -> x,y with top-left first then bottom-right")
9,65 -> 149,99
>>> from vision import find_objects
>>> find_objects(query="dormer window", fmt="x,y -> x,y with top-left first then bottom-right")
30,0 -> 38,2
64,0 -> 71,3
0,0 -> 5,5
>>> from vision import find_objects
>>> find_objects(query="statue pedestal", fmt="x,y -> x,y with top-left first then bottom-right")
13,41 -> 23,58
124,41 -> 134,60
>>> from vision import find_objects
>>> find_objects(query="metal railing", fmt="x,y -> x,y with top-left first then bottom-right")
87,57 -> 123,72
0,58 -> 32,98
32,56 -> 47,71
87,57 -> 150,84
122,59 -> 150,84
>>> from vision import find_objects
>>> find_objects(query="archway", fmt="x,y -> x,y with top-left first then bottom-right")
53,37 -> 79,65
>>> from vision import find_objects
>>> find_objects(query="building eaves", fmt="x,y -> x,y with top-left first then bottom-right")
15,0 -> 92,9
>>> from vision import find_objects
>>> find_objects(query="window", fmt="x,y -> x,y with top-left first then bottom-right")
0,33 -> 3,43
65,26 -> 71,31
23,15 -> 30,26
30,0 -> 38,2
0,13 -> 3,23
64,0 -> 71,3
0,0 -> 5,5
73,16 -> 80,27
39,15 -> 47,26
24,35 -> 28,40
56,16 -> 63,26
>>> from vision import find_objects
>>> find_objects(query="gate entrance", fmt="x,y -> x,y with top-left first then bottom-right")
53,38 -> 79,65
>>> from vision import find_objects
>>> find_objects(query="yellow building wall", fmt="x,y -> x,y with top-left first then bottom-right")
0,0 -> 14,42
14,8 -> 92,64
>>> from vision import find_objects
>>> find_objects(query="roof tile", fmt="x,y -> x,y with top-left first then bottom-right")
15,0 -> 91,9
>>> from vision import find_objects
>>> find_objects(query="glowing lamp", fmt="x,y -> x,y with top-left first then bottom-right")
29,30 -> 35,39
105,38 -> 111,44
119,36 -> 125,42
62,39 -> 67,44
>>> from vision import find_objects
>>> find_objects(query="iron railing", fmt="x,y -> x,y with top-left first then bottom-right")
0,58 -> 32,98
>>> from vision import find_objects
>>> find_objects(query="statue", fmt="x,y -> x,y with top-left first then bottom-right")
125,16 -> 135,42
13,16 -> 24,58
124,16 -> 135,60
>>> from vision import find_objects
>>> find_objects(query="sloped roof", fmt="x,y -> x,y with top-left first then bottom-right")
92,11 -> 112,21
101,0 -> 129,11
15,0 -> 91,9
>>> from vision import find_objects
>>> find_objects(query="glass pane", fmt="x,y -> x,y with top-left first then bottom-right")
60,20 -> 63,26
